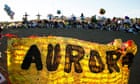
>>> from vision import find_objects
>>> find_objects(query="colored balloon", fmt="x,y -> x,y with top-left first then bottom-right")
99,8 -> 106,15
4,4 -> 15,19
57,10 -> 61,15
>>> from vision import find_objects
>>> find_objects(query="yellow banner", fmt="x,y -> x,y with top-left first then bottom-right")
7,36 -> 137,84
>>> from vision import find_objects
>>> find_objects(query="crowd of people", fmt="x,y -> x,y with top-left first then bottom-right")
0,15 -> 140,34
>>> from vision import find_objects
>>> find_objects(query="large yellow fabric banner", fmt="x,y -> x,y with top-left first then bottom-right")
7,36 -> 137,84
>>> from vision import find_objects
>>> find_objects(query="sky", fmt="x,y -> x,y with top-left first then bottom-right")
0,0 -> 140,22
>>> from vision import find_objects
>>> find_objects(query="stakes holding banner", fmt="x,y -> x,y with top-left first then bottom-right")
7,36 -> 137,84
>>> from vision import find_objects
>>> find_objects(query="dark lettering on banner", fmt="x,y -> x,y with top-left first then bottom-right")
21,45 -> 43,70
20,43 -> 136,73
64,44 -> 85,73
89,50 -> 105,73
122,53 -> 134,68
106,51 -> 121,73
46,44 -> 61,71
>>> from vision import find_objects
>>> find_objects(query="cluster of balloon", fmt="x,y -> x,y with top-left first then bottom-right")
4,4 -> 15,19
99,8 -> 106,15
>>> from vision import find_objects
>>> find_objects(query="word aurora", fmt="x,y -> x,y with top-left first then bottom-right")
8,36 -> 137,74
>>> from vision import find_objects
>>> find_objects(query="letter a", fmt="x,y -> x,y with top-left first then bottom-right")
21,45 -> 42,70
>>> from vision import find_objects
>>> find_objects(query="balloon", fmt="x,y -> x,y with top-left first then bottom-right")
99,8 -> 106,15
57,10 -> 61,15
4,4 -> 15,19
